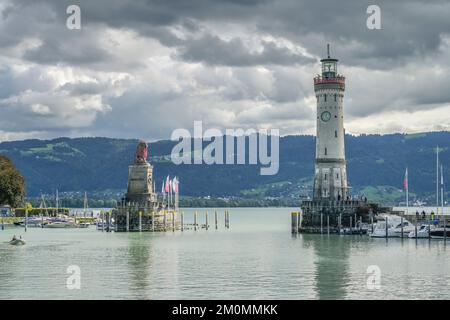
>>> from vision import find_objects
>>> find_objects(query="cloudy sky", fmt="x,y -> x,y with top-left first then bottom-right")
1,0 -> 450,141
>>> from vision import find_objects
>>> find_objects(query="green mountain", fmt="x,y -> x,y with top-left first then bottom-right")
0,132 -> 448,205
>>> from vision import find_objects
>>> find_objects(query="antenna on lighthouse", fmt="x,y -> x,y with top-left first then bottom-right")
327,44 -> 330,58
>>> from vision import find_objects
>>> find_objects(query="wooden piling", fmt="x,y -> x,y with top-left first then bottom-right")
163,211 -> 167,232
320,213 -> 323,234
371,216 -> 374,234
194,211 -> 198,231
385,217 -> 388,238
291,212 -> 298,234
444,216 -> 446,242
205,211 -> 209,230
298,211 -> 302,230
428,218 -> 431,240
172,211 -> 175,232
25,207 -> 28,232
126,210 -> 129,232
349,216 -> 352,235
215,210 -> 218,230
181,211 -> 184,232
339,213 -> 342,233
152,210 -> 155,232
359,216 -> 362,234
414,216 -> 418,240
327,215 -> 330,235
139,211 -> 142,232
400,216 -> 404,238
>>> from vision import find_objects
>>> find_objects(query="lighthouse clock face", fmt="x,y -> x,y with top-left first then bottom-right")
321,111 -> 331,122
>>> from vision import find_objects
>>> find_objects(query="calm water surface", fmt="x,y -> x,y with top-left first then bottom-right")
0,208 -> 449,299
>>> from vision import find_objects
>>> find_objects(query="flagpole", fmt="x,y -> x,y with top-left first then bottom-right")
441,164 -> 444,217
406,167 -> 409,215
437,146 -> 439,215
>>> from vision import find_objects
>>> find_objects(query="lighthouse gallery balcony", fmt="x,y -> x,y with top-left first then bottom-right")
314,75 -> 345,90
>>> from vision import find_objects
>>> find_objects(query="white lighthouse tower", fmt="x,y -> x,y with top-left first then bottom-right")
313,45 -> 348,201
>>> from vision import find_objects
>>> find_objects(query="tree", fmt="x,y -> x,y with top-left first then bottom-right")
0,155 -> 26,207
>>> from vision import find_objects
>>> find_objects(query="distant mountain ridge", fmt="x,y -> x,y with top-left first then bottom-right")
0,131 -> 449,205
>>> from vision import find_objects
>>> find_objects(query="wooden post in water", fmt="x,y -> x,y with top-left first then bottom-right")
205,211 -> 208,230
349,216 -> 352,235
400,216 -> 404,239
359,216 -> 362,235
25,206 -> 28,232
163,211 -> 167,232
327,214 -> 330,235
1,215 -> 4,231
298,211 -> 302,230
339,213 -> 342,234
291,212 -> 298,234
320,213 -> 323,234
139,211 -> 142,232
225,210 -> 228,228
371,216 -> 374,234
172,211 -> 175,232
215,210 -> 218,230
385,217 -> 388,238
194,211 -> 198,231
428,217 -> 431,240
415,217 -> 418,240
152,210 -> 155,232
125,210 -> 129,232
181,211 -> 184,231
444,216 -> 447,242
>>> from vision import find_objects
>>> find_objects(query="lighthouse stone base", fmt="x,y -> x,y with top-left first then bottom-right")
299,199 -> 380,233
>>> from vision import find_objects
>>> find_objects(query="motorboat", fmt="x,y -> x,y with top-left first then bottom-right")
392,219 -> 416,237
408,223 -> 436,238
14,217 -> 47,227
9,238 -> 26,245
43,220 -> 78,228
77,222 -> 90,228
369,215 -> 413,238
430,226 -> 450,239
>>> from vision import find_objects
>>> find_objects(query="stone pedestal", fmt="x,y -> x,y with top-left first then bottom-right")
125,162 -> 156,203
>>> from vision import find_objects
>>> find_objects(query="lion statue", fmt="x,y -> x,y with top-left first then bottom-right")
135,140 -> 148,164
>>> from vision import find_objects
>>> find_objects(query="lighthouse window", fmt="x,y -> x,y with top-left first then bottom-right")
335,130 -> 338,138
324,174 -> 327,180
325,147 -> 328,155
336,173 -> 339,179
334,94 -> 337,101
324,94 -> 327,102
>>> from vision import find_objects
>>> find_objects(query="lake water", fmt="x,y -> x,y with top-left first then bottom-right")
0,208 -> 449,300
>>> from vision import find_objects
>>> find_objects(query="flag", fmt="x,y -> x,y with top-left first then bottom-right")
173,177 -> 179,194
161,180 -> 165,194
403,168 -> 408,191
165,175 -> 170,193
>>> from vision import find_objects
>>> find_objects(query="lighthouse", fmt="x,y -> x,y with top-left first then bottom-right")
298,45 -> 377,234
313,44 -> 348,201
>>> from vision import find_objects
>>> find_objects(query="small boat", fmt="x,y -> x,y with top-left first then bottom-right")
43,221 -> 77,228
9,238 -> 26,245
370,215 -> 414,238
430,226 -> 450,239
77,222 -> 90,228
408,224 -> 436,238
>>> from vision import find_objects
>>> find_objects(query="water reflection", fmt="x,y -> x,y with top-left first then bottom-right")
302,234 -> 351,299
126,233 -> 153,297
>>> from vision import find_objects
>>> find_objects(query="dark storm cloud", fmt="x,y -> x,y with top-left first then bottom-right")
1,0 -> 450,140
4,0 -> 450,69
177,34 -> 314,66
